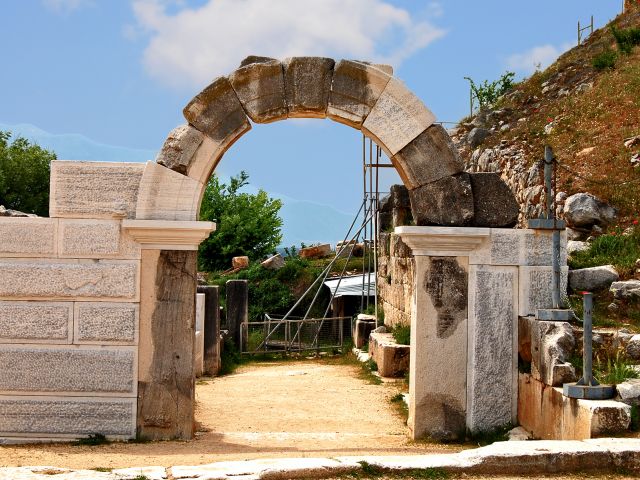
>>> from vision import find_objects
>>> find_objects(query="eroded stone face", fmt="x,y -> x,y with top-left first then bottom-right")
229,60 -> 288,123
468,172 -> 519,228
156,124 -> 204,175
409,173 -> 474,226
423,257 -> 468,339
283,57 -> 335,118
415,393 -> 466,441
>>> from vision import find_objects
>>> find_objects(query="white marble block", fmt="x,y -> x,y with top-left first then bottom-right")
519,266 -> 569,317
0,218 -> 57,257
0,259 -> 139,301
74,303 -> 138,344
59,219 -> 139,259
50,161 -> 145,219
0,396 -> 136,438
0,345 -> 136,395
0,302 -> 72,343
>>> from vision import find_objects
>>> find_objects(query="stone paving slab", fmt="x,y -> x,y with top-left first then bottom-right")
2,439 -> 639,479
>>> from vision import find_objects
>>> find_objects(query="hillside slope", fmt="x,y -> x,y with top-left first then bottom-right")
452,7 -> 640,227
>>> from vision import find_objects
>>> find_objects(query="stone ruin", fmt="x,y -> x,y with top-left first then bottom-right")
0,56 -> 566,442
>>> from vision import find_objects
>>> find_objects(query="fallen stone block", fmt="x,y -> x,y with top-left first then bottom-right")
569,265 -> 619,292
391,124 -> 464,190
409,173 -> 474,226
468,172 -> 519,227
368,332 -> 409,377
617,379 -> 640,406
563,193 -> 617,229
261,254 -> 284,270
229,58 -> 287,123
625,334 -> 640,360
610,280 -> 640,300
299,243 -> 331,259
232,256 -> 249,269
353,314 -> 376,349
156,124 -> 204,175
283,56 -> 335,118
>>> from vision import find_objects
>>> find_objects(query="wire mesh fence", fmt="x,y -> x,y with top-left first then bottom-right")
240,315 -> 350,355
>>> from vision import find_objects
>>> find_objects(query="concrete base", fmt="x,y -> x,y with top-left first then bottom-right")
368,332 -> 409,378
518,373 -> 631,440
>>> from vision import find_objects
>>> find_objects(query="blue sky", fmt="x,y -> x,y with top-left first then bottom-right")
0,0 -> 622,232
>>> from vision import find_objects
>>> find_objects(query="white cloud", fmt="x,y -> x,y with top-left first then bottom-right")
131,0 -> 446,90
506,42 -> 574,74
43,0 -> 92,13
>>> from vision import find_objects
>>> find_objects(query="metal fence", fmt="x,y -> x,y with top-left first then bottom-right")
240,315 -> 349,355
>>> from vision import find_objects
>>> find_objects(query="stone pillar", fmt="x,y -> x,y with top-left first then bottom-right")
197,285 -> 221,376
226,280 -> 248,350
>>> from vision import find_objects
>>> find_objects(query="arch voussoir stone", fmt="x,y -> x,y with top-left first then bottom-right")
228,57 -> 288,123
283,56 -> 335,118
156,124 -> 204,175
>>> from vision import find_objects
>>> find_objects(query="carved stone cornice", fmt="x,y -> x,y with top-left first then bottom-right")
395,226 -> 490,256
123,220 -> 216,250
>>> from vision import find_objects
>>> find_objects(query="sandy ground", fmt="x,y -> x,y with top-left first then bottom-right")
0,359 -> 460,469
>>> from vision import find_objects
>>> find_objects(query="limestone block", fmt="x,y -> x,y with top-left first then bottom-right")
59,219 -> 139,259
0,259 -> 138,301
468,173 -> 519,228
522,229 -> 568,267
0,302 -> 72,343
391,124 -> 464,190
569,265 -> 619,292
184,76 -> 252,144
467,265 -> 518,433
390,234 -> 412,258
524,316 -> 576,386
362,77 -> 436,156
50,161 -> 145,219
0,345 -> 136,394
0,396 -> 136,438
74,302 -> 138,344
299,243 -> 331,259
229,59 -> 288,123
472,229 -> 568,267
0,218 -> 57,257
327,60 -> 392,127
488,229 -> 521,265
283,56 -> 335,118
194,293 -> 205,377
518,266 -> 569,317
184,136 -> 226,185
409,173 -> 474,226
156,124 -> 204,175
409,256 -> 468,441
368,332 -> 410,377
135,162 -> 202,221
353,315 -> 376,349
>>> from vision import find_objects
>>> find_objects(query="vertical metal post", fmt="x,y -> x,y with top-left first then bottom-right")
582,292 -> 594,384
590,15 -> 594,36
578,20 -> 581,45
544,146 -> 561,309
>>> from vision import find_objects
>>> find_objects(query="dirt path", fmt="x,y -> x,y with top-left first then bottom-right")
0,359 -> 461,469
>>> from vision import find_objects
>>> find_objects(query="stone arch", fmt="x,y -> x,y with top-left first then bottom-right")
133,56 -> 517,227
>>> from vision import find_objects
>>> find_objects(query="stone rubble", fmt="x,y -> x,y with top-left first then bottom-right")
568,265 -> 619,292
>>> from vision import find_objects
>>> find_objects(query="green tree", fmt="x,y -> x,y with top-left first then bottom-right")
198,171 -> 283,271
0,131 -> 56,216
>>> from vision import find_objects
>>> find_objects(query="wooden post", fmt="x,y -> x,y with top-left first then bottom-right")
197,285 -> 220,376
226,280 -> 248,350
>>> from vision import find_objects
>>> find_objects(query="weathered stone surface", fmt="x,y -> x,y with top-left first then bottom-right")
0,218 -> 56,257
567,240 -> 589,255
75,303 -> 138,344
354,315 -> 376,349
261,254 -> 285,270
610,280 -> 640,300
229,60 -> 288,123
362,77 -> 436,156
525,317 -> 576,387
183,76 -> 252,144
391,124 -> 464,190
625,334 -> 640,360
50,162 -> 145,219
226,279 -> 248,350
299,243 -> 331,259
194,293 -> 205,377
0,345 -> 136,394
156,124 -> 204,175
617,379 -> 640,405
0,260 -> 138,300
0,205 -> 36,217
379,184 -> 410,211
0,302 -> 71,343
327,60 -> 392,127
522,230 -> 568,267
232,256 -> 249,269
468,173 -> 519,227
0,397 -> 136,437
137,250 -> 196,440
467,265 -> 517,432
198,285 -> 221,377
410,256 -> 468,441
59,220 -> 139,259
283,57 -> 335,118
487,230 -> 521,266
369,332 -> 410,377
135,162 -> 202,221
467,127 -> 490,148
409,173 -> 474,226
239,55 -> 276,67
563,193 -> 617,229
569,265 -> 619,292
518,266 -> 569,317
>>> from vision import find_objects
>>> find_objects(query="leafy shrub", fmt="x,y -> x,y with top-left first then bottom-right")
592,49 -> 617,70
392,324 -> 411,345
464,71 -> 516,111
611,25 -> 640,54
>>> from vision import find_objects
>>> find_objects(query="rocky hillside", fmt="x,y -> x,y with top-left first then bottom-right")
451,7 -> 640,232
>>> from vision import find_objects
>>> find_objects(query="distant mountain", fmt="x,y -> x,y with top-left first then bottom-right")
0,123 -> 156,162
0,122 -> 356,246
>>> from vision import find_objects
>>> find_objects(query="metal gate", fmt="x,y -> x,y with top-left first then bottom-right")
240,314 -> 349,355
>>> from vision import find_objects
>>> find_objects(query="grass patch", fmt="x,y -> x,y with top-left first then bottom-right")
391,324 -> 410,345
612,25 -> 640,54
595,350 -> 639,385
345,462 -> 449,479
73,433 -> 109,446
569,227 -> 640,278
92,467 -> 112,472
